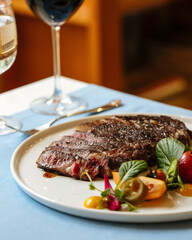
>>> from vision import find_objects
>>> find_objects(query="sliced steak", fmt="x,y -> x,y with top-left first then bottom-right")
36,148 -> 102,180
50,136 -> 90,149
75,115 -> 192,146
37,142 -> 112,178
37,115 -> 192,180
50,135 -> 110,152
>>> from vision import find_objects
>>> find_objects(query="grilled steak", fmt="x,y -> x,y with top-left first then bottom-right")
37,115 -> 192,180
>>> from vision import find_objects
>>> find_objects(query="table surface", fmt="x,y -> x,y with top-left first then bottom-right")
0,76 -> 87,115
1,76 -> 192,240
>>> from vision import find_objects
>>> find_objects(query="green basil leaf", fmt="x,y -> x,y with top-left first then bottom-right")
177,175 -> 184,185
156,138 -> 185,172
166,182 -> 182,190
166,158 -> 178,184
114,189 -> 124,201
117,160 -> 148,188
101,188 -> 110,197
185,144 -> 191,152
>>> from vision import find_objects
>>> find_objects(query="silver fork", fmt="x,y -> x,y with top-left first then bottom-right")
0,99 -> 122,136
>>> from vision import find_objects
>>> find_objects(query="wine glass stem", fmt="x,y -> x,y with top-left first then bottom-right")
51,26 -> 62,96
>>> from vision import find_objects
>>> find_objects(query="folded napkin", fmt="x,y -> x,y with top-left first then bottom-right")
1,84 -> 192,240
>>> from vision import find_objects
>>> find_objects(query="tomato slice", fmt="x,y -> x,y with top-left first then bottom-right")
178,184 -> 192,197
122,177 -> 147,205
138,176 -> 167,200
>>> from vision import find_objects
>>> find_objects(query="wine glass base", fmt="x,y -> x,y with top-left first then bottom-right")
30,95 -> 87,115
0,116 -> 22,136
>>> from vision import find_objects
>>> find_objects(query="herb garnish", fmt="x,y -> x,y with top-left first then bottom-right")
156,137 -> 185,171
115,160 -> 148,190
82,137 -> 190,211
81,170 -> 138,211
156,137 -> 185,188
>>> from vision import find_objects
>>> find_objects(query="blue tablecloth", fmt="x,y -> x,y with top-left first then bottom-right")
1,84 -> 192,240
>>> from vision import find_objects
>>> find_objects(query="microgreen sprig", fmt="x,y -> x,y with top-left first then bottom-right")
80,170 -> 102,192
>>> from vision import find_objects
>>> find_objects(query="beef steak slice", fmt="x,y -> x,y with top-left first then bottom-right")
37,115 -> 192,179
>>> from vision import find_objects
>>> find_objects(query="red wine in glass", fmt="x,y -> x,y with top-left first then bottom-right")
25,0 -> 87,115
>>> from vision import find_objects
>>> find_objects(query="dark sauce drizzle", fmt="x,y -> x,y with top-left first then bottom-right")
43,171 -> 57,178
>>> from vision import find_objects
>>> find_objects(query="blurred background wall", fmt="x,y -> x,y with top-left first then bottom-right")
1,0 -> 192,109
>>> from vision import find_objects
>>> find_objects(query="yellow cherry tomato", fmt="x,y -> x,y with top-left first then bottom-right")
178,184 -> 192,197
84,196 -> 108,209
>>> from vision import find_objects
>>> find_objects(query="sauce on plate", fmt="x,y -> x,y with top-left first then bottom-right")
43,172 -> 57,178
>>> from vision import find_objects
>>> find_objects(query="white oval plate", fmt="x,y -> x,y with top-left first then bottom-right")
10,114 -> 192,223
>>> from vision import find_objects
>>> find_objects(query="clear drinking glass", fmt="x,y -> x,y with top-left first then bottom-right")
25,0 -> 87,115
0,0 -> 21,135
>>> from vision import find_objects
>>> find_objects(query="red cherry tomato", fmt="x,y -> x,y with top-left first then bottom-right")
178,151 -> 192,183
148,169 -> 166,181
156,170 -> 166,181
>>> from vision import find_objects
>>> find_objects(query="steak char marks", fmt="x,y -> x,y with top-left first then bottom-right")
37,115 -> 192,180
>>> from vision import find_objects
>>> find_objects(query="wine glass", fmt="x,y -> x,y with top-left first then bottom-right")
25,0 -> 87,115
0,0 -> 21,135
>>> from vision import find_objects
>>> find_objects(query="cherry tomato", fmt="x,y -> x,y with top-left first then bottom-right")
122,177 -> 147,205
150,169 -> 166,181
147,169 -> 166,181
84,196 -> 108,209
178,151 -> 192,183
156,170 -> 166,181
178,184 -> 192,196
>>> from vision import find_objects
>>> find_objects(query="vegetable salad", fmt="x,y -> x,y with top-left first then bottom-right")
82,137 -> 192,211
